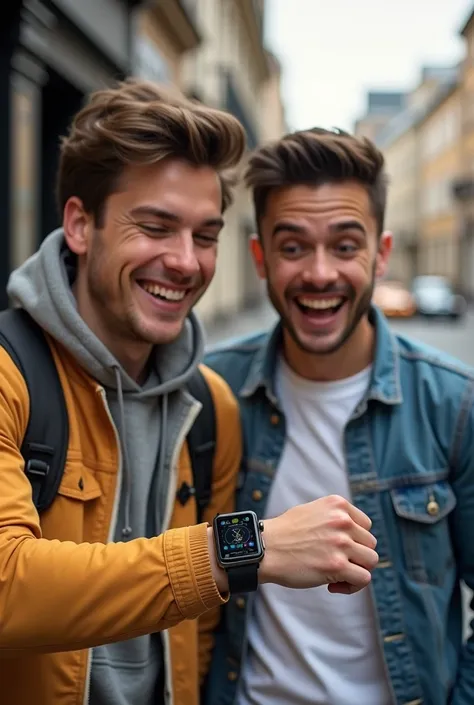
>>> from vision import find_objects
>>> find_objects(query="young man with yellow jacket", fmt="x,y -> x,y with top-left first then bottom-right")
0,80 -> 379,705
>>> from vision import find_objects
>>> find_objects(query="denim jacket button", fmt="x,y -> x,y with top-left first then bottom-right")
227,671 -> 238,682
252,489 -> 263,501
426,496 -> 439,516
270,413 -> 280,425
236,597 -> 246,609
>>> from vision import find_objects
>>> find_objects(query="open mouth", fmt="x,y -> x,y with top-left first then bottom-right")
295,295 -> 346,319
137,280 -> 189,304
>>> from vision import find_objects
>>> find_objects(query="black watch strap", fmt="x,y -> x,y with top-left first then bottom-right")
227,562 -> 259,594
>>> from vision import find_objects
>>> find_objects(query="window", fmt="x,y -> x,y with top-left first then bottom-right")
421,101 -> 461,160
133,37 -> 170,84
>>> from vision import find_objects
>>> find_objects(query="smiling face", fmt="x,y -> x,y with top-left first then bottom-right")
252,180 -> 391,372
63,158 -> 223,377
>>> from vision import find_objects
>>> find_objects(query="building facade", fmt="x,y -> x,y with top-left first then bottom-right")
132,0 -> 200,87
354,91 -> 406,142
3,0 -> 141,309
417,80 -> 461,280
453,8 -> 474,299
2,0 -> 286,323
180,0 -> 286,327
373,66 -> 461,287
378,117 -> 419,284
259,50 -> 287,143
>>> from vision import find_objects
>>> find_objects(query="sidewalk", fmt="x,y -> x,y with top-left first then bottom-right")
203,300 -> 277,349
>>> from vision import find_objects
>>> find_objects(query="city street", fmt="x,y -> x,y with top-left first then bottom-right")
205,304 -> 474,640
390,310 -> 474,367
206,304 -> 474,364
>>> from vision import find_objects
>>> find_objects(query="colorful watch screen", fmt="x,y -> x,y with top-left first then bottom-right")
215,512 -> 262,562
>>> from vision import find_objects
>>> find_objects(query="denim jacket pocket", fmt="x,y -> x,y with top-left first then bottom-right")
390,479 -> 456,585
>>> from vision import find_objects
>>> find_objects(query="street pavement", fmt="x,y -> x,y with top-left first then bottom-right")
204,301 -> 277,349
390,309 -> 474,367
204,304 -> 474,640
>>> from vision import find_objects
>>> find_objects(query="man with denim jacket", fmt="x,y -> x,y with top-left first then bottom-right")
204,127 -> 474,705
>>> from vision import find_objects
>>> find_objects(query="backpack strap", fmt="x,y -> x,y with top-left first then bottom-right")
0,309 -> 68,513
185,368 -> 216,524
0,308 -> 216,521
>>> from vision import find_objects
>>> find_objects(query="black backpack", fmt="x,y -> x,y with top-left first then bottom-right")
0,308 -> 216,523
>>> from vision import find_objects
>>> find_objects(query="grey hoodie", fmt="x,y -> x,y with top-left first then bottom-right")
7,228 -> 205,705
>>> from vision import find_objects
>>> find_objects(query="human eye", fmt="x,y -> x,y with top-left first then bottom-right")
138,223 -> 170,236
194,233 -> 219,247
335,240 -> 359,256
280,240 -> 307,258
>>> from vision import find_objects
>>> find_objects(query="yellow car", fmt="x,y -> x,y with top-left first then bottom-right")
373,280 -> 416,318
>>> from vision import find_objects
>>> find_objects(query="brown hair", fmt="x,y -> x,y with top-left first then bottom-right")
57,78 -> 247,225
245,127 -> 388,235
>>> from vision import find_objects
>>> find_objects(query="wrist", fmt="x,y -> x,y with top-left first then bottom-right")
207,526 -> 229,595
258,518 -> 277,585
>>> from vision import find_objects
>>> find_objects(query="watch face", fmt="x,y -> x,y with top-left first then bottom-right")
215,511 -> 263,564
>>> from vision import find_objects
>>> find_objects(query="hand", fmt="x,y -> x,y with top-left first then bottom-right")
259,495 -> 378,594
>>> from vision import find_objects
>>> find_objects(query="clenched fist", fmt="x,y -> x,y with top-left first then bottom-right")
259,495 -> 378,594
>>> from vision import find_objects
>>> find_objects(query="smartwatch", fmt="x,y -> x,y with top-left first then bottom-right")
213,510 -> 265,594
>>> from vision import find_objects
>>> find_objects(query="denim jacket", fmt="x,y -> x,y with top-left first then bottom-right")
204,306 -> 474,705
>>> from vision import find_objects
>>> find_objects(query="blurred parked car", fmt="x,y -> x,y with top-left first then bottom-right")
373,280 -> 416,318
411,276 -> 466,320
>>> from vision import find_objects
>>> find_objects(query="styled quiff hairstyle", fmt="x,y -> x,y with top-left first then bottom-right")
57,78 -> 247,225
245,127 -> 388,236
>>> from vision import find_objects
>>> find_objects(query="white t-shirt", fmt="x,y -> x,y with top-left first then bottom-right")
237,358 -> 393,705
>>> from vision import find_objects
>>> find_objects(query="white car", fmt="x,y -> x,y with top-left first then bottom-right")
412,276 -> 466,319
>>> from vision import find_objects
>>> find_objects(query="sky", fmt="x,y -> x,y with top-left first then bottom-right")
265,0 -> 474,132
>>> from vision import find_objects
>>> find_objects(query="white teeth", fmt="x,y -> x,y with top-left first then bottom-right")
141,283 -> 186,301
298,297 -> 343,310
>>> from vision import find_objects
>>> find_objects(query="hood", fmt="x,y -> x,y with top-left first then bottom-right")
7,228 -> 205,540
7,228 -> 204,396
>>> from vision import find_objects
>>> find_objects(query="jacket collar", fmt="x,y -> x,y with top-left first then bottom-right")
239,305 -> 403,407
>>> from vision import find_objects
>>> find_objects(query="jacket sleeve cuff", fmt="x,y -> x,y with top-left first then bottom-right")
165,523 -> 227,620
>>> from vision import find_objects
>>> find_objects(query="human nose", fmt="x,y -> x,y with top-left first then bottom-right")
302,246 -> 338,289
162,231 -> 200,279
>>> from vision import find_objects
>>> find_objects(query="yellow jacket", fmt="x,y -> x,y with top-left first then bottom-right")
0,335 -> 240,705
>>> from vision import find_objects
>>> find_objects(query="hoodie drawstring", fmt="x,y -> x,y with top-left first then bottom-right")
114,367 -> 133,539
113,366 -> 169,540
155,392 -> 168,532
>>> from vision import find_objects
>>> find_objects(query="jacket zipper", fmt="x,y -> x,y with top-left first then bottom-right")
83,387 -> 124,705
161,400 -> 201,705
